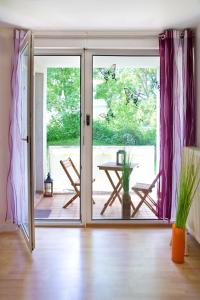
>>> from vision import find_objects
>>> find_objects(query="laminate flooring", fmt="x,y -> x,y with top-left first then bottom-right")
0,227 -> 200,300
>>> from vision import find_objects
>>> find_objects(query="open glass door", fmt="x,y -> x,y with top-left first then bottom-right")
19,32 -> 35,250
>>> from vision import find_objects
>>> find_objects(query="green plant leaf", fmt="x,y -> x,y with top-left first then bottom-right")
175,150 -> 200,229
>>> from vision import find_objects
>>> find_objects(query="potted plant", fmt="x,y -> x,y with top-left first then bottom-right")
172,150 -> 200,263
122,154 -> 132,219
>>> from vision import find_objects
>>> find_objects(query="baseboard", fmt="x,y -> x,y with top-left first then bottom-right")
187,226 -> 200,244
0,223 -> 18,232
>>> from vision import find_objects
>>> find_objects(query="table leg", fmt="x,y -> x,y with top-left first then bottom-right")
99,165 -> 137,216
109,171 -> 135,212
109,171 -> 123,206
100,187 -> 119,215
100,170 -> 122,215
105,170 -> 122,203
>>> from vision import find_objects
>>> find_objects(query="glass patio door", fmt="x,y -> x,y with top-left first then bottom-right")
19,32 -> 35,250
32,47 -> 159,225
84,51 -> 160,223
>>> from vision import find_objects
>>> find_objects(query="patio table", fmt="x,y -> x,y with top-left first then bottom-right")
97,162 -> 138,215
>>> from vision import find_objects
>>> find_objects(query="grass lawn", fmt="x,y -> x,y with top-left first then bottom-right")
48,137 -> 80,146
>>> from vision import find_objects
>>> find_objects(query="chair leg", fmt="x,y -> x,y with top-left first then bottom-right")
143,199 -> 157,216
132,190 -> 158,217
131,191 -> 148,218
130,200 -> 136,212
63,193 -> 79,208
63,193 -> 95,208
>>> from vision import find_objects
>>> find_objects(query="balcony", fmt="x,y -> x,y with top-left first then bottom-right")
34,145 -> 158,221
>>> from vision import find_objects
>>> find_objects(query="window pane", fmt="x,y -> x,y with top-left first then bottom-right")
92,55 -> 160,220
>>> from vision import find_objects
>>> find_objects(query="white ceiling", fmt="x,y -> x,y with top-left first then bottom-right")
0,0 -> 200,31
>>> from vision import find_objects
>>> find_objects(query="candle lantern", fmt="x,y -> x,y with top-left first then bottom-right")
116,150 -> 126,165
44,172 -> 53,197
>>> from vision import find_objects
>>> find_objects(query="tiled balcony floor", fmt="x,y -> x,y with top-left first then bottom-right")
34,192 -> 157,220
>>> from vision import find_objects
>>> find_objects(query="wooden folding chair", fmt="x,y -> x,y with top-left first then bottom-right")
60,158 -> 95,208
131,172 -> 161,218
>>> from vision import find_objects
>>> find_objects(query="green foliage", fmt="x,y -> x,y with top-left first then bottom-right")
95,68 -> 158,104
47,67 -> 80,112
176,151 -> 200,229
122,154 -> 132,193
93,67 -> 157,146
93,119 -> 155,146
47,67 -> 80,143
47,66 -> 158,146
47,113 -> 80,142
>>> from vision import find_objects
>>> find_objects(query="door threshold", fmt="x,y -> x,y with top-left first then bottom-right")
35,220 -> 84,228
35,219 -> 171,228
86,222 -> 171,228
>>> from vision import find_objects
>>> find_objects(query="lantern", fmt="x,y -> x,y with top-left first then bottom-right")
44,172 -> 53,197
116,150 -> 126,165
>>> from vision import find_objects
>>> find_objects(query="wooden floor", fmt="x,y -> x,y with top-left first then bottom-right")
0,228 -> 200,300
35,193 -> 156,220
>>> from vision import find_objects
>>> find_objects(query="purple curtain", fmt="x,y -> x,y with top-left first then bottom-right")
157,29 -> 196,220
6,29 -> 27,224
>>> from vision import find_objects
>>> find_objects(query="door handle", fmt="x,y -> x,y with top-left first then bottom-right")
86,114 -> 90,126
21,136 -> 29,143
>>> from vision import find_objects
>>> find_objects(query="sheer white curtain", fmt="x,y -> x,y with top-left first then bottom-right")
6,29 -> 27,224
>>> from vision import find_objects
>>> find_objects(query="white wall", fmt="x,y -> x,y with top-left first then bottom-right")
187,147 -> 200,243
35,73 -> 45,192
196,24 -> 200,146
0,28 -> 13,228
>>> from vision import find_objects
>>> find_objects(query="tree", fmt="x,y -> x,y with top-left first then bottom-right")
47,66 -> 159,145
47,67 -> 80,142
47,67 -> 80,112
93,67 -> 158,145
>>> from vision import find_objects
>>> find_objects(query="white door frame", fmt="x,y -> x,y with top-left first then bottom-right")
34,47 -> 162,226
19,32 -> 35,249
34,49 -> 85,226
84,49 -> 160,225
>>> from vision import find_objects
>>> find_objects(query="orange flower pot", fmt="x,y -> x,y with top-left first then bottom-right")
171,223 -> 185,263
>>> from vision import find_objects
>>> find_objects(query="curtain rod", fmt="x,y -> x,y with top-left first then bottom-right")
159,29 -> 195,40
